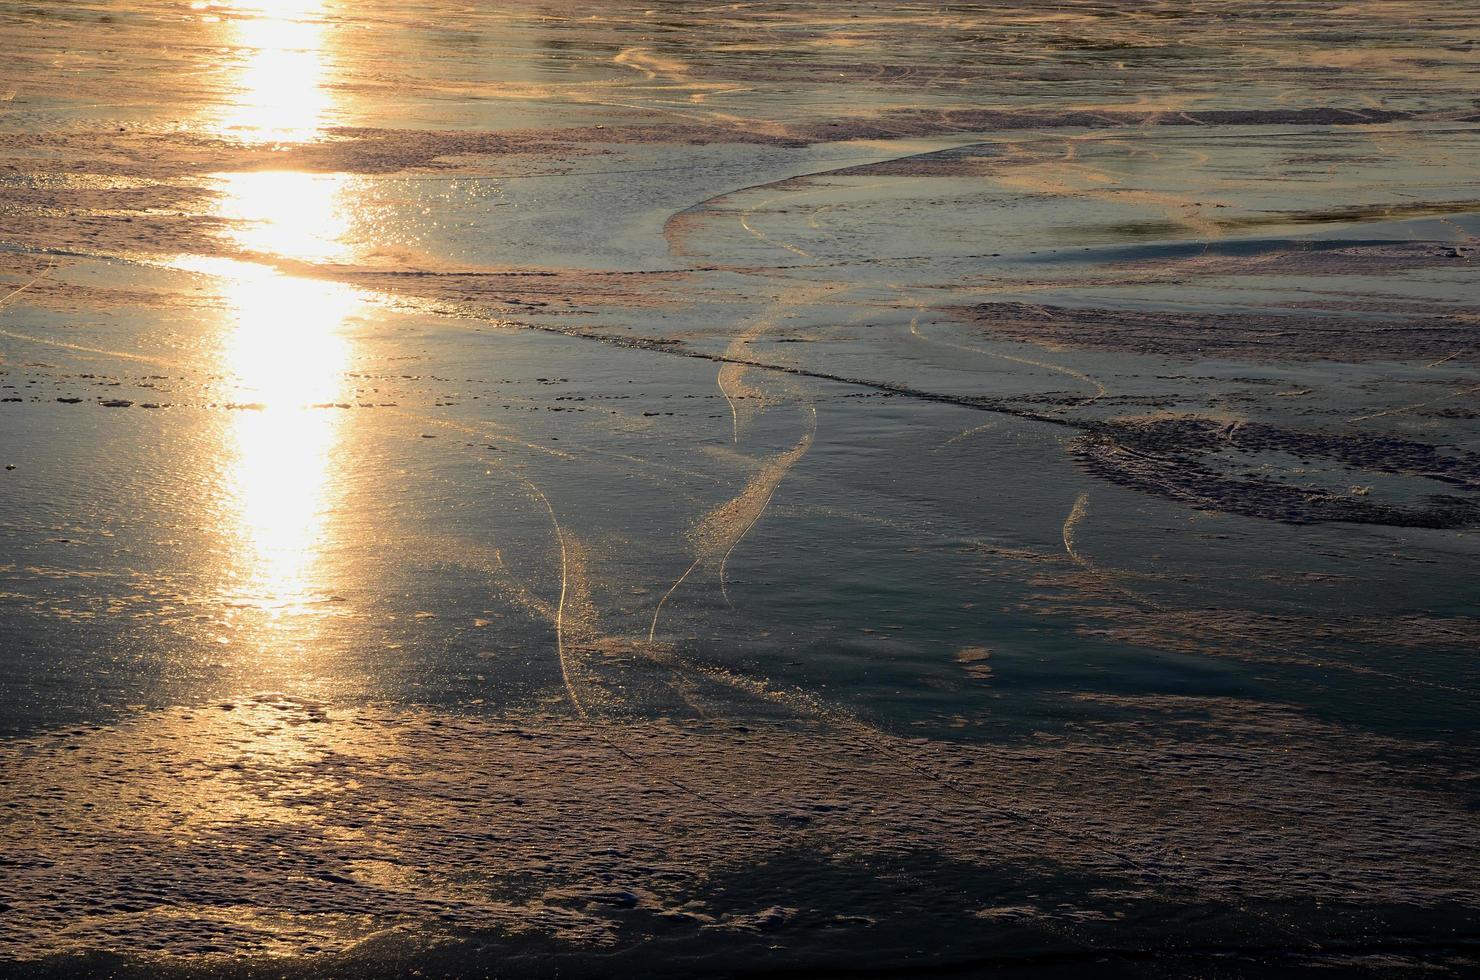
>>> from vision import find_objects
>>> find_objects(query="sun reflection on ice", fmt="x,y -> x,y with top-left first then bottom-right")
210,0 -> 337,143
176,1 -> 368,638
176,261 -> 360,624
219,263 -> 357,615
218,171 -> 354,264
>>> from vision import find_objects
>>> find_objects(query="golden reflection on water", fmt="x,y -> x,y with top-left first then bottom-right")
187,1 -> 363,635
217,258 -> 357,617
219,171 -> 354,264
211,0 -> 337,144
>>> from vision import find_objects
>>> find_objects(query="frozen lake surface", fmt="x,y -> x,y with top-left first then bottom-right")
2,1 -> 1479,975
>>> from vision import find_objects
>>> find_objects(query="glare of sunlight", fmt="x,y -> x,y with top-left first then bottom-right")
178,0 -> 364,629
215,259 -> 359,614
216,171 -> 354,264
215,261 -> 356,410
170,170 -> 366,619
214,0 -> 335,143
230,389 -> 342,615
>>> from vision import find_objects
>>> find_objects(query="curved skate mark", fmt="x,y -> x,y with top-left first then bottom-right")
1062,490 -> 1090,559
518,475 -> 582,717
1057,493 -> 1475,698
649,412 -> 815,639
657,282 -> 829,630
390,413 -> 781,821
716,404 -> 818,608
664,141 -> 994,258
717,355 -> 759,443
519,470 -> 778,821
415,424 -> 772,822
704,281 -> 834,606
901,291 -> 1108,406
940,420 -> 998,447
737,197 -> 814,259
806,202 -> 843,231
0,258 -> 56,309
1346,383 -> 1480,423
738,180 -> 894,263
0,329 -> 180,368
647,550 -> 707,646
734,177 -> 891,262
718,281 -> 841,442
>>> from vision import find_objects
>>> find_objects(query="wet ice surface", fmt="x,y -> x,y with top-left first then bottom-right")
1,1 -> 1479,976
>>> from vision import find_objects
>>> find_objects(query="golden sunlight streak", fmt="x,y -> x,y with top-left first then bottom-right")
218,171 -> 354,264
212,0 -> 336,143
175,176 -> 365,625
221,278 -> 357,622
183,0 -> 362,628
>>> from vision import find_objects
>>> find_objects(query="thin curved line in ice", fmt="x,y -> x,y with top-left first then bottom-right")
493,452 -> 765,821
521,477 -> 581,719
0,260 -> 180,366
1347,383 -> 1480,423
0,328 -> 179,367
1061,490 -> 1090,560
397,420 -> 768,822
0,260 -> 56,309
902,293 -> 1109,406
652,407 -> 816,639
1058,492 -> 1474,698
717,404 -> 817,609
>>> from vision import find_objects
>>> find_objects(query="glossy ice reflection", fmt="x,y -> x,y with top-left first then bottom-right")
219,171 -> 354,263
4,1 -> 1480,970
189,20 -> 364,634
219,266 -> 355,618
211,0 -> 337,143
